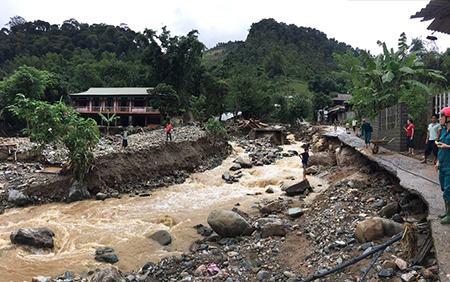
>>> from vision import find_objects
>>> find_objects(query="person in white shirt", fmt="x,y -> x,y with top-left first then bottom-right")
352,119 -> 357,133
421,114 -> 442,164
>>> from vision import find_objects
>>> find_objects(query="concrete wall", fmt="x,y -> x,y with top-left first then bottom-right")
371,102 -> 408,152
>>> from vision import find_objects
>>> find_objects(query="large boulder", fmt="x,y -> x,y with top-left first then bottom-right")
149,230 -> 172,246
281,179 -> 311,196
8,189 -> 29,206
90,267 -> 122,282
207,210 -> 254,238
234,156 -> 253,169
355,219 -> 384,243
66,181 -> 89,203
10,227 -> 54,248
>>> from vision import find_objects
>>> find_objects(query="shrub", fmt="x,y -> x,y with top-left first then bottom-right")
10,94 -> 99,181
204,118 -> 227,144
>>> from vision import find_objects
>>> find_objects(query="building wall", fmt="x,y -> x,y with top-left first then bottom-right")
371,102 -> 408,152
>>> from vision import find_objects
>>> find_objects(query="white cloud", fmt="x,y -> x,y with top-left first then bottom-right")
0,0 -> 449,53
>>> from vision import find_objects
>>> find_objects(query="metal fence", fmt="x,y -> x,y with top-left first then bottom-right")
433,93 -> 450,114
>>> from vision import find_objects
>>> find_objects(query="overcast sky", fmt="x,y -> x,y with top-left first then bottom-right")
1,0 -> 449,54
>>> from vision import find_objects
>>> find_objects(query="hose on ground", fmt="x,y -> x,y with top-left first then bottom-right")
299,233 -> 403,282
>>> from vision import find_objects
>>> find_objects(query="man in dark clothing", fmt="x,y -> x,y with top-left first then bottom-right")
361,119 -> 373,148
300,148 -> 309,180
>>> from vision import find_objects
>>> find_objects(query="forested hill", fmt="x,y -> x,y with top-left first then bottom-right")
0,16 -> 357,125
205,19 -> 355,80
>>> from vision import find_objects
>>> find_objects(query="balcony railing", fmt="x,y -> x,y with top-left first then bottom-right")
72,106 -> 158,114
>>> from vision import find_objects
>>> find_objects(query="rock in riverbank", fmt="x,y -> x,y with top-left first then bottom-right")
207,210 -> 254,238
10,227 -> 54,248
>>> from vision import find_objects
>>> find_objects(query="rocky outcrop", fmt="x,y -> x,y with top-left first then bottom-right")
90,267 -> 122,282
207,210 -> 254,238
8,189 -> 29,206
66,181 -> 89,203
10,227 -> 54,248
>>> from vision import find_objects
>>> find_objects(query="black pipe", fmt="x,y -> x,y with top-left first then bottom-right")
359,249 -> 383,282
299,233 -> 403,282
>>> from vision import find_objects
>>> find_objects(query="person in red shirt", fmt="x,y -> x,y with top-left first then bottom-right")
166,121 -> 172,141
403,119 -> 415,155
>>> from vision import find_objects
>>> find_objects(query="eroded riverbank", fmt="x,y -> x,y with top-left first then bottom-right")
0,135 -> 327,281
0,126 -> 439,282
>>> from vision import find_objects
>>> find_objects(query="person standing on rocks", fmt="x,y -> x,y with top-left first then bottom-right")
300,148 -> 309,180
360,119 -> 373,148
421,114 -> 442,164
166,121 -> 172,142
121,130 -> 128,152
435,107 -> 450,224
403,119 -> 415,155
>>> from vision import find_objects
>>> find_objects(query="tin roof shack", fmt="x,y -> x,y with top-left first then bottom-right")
70,87 -> 161,127
327,94 -> 355,123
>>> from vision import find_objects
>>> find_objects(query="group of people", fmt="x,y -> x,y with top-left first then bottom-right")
342,112 -> 450,225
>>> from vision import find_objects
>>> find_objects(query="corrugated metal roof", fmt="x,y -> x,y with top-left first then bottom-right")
70,87 -> 154,96
411,0 -> 450,34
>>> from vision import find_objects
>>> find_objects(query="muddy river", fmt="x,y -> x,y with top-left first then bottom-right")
0,138 -> 325,281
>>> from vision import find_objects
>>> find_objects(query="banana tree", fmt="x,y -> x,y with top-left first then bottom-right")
98,110 -> 119,135
351,34 -> 446,118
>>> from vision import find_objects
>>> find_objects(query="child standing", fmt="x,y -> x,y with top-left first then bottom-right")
300,148 -> 309,180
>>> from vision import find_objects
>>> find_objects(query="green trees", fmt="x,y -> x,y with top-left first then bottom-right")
10,94 -> 99,181
141,28 -> 205,106
148,83 -> 180,117
350,34 -> 445,118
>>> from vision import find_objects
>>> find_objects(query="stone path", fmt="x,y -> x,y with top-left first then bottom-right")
323,128 -> 450,281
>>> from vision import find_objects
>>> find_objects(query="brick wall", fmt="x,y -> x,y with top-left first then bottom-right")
371,102 -> 408,152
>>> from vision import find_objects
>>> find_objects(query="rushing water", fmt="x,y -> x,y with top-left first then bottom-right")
0,137 -> 326,281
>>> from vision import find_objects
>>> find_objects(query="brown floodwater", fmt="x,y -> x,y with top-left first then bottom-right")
0,137 -> 326,281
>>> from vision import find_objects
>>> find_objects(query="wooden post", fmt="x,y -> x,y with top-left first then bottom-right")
89,98 -> 92,112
